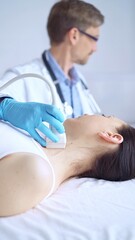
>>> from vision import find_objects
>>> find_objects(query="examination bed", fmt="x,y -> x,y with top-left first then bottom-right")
0,176 -> 135,240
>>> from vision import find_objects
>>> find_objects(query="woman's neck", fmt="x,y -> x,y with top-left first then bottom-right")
50,45 -> 73,78
45,147 -> 75,183
44,144 -> 95,189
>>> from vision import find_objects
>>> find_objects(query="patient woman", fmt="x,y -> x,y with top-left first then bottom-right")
0,114 -> 135,217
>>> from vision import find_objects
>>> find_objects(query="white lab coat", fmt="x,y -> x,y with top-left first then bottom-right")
0,57 -> 101,115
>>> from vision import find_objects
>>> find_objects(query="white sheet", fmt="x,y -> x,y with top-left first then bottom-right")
0,177 -> 135,240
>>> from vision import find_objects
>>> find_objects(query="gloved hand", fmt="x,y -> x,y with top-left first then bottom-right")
0,98 -> 65,146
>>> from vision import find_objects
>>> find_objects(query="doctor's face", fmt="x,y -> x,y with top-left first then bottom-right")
72,26 -> 99,65
64,114 -> 126,142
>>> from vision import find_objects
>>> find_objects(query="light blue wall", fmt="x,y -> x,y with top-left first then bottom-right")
0,0 -> 135,124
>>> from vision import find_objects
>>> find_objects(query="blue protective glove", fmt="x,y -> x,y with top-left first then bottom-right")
0,98 -> 65,146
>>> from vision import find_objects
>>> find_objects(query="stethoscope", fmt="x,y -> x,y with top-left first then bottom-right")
0,54 -> 101,117
42,51 -> 89,117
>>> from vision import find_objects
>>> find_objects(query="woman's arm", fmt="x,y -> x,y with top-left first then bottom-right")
0,152 -> 53,217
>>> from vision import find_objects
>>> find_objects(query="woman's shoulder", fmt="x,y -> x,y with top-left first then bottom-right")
0,152 -> 53,216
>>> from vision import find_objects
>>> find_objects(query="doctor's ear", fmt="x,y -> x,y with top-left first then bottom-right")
68,28 -> 79,44
98,131 -> 123,144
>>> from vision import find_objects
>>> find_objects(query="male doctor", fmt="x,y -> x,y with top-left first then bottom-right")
0,0 -> 104,146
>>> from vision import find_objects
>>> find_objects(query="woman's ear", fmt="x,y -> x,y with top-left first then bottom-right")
98,131 -> 123,144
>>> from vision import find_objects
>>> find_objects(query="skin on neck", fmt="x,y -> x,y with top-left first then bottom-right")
44,143 -> 96,191
43,127 -> 121,191
50,44 -> 73,79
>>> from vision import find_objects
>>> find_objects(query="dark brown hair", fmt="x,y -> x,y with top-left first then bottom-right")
47,0 -> 104,44
79,125 -> 135,181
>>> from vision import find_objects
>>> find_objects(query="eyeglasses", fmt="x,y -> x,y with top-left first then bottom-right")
78,29 -> 98,42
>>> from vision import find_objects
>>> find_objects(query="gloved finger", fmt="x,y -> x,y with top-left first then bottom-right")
43,105 -> 65,122
37,122 -> 59,142
28,129 -> 47,147
41,114 -> 65,134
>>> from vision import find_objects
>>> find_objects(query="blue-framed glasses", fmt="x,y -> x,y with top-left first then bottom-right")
78,29 -> 98,42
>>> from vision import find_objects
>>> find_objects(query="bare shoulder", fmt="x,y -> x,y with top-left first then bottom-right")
0,152 -> 53,217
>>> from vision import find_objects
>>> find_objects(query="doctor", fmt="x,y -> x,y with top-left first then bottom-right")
0,0 -> 104,146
